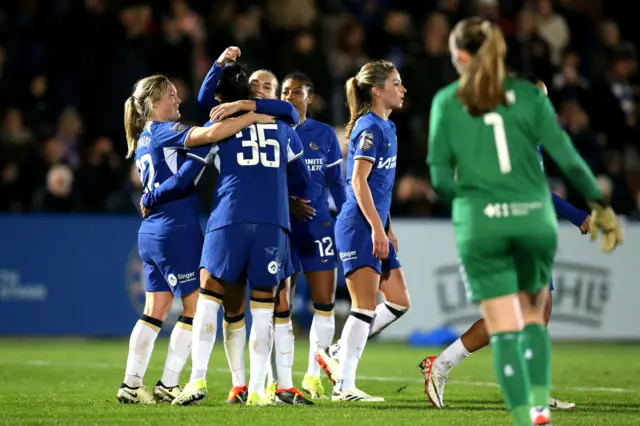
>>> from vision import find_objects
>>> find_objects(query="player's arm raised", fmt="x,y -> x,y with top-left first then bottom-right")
535,91 -> 622,252
185,112 -> 275,147
197,46 -> 241,110
427,91 -> 456,203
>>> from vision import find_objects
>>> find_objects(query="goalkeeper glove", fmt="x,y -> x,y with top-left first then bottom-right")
587,202 -> 623,253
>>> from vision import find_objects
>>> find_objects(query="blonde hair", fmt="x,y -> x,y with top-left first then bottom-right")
453,19 -> 507,116
250,69 -> 279,91
124,75 -> 171,158
345,60 -> 396,139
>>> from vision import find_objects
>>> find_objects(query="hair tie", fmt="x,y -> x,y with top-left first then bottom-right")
481,20 -> 492,35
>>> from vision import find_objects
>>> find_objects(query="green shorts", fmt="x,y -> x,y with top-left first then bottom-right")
453,200 -> 558,303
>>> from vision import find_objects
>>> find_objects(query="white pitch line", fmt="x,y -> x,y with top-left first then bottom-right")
2,359 -> 633,394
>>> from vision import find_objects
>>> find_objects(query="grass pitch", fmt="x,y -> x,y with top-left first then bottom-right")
0,339 -> 638,425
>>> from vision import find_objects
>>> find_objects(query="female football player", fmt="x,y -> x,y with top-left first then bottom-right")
325,60 -> 408,402
420,73 -> 587,411
208,68 -> 316,406
191,49 -> 303,405
117,74 -> 271,404
279,72 -> 347,400
427,18 -> 622,426
172,62 -> 310,407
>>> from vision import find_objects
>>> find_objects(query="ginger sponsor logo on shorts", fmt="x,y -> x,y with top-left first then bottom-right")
339,250 -> 357,261
177,272 -> 196,283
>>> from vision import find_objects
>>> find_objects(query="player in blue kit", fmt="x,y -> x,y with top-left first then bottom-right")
419,73 -> 589,410
319,60 -> 409,402
172,62 -> 311,407
278,73 -> 347,400
208,67 -> 317,405
117,74 -> 271,404
191,49 -> 305,405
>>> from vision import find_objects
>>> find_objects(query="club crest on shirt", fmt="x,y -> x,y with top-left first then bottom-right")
359,130 -> 374,151
309,141 -> 319,150
170,122 -> 189,132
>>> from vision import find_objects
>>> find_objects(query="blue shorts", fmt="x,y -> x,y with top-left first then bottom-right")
138,232 -> 202,298
290,220 -> 338,274
201,223 -> 290,288
549,276 -> 554,291
335,221 -> 401,277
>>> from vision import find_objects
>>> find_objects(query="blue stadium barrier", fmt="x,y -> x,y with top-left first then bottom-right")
0,214 -> 347,336
0,214 -> 225,336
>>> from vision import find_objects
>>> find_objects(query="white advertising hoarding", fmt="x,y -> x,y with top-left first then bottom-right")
378,220 -> 639,340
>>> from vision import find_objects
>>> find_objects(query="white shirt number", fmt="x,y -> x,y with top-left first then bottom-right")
237,124 -> 281,168
483,112 -> 512,174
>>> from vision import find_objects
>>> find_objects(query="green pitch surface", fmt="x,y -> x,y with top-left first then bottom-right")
0,339 -> 638,425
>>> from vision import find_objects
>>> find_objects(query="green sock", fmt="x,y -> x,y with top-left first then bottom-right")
490,331 -> 531,426
523,323 -> 551,407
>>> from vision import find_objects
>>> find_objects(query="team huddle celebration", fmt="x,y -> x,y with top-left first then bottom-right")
115,13 -> 625,426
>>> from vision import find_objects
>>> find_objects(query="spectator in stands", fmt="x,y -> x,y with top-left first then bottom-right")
507,9 -> 553,83
592,20 -> 622,81
31,164 -> 82,213
0,1 -> 635,216
329,19 -> 370,124
105,163 -> 143,215
23,75 -> 57,135
56,107 -> 83,169
590,43 -> 638,152
535,0 -> 570,67
75,136 -> 122,212
557,100 -> 603,174
551,48 -> 590,106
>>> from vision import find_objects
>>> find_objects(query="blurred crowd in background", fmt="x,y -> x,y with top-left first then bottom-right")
2,0 -> 640,219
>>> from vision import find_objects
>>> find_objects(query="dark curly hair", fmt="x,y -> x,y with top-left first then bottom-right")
215,62 -> 251,103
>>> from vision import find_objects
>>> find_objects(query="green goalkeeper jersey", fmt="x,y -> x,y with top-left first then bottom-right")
427,77 -> 602,215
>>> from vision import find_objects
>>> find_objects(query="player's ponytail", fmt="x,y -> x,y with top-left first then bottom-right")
345,60 -> 396,140
124,97 -> 142,159
216,62 -> 251,104
123,75 -> 172,159
454,19 -> 507,116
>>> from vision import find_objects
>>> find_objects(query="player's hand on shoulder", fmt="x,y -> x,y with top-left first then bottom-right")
579,215 -> 590,235
372,225 -> 389,260
588,204 -> 623,253
210,100 -> 249,122
252,112 -> 276,125
216,46 -> 241,66
289,197 -> 316,221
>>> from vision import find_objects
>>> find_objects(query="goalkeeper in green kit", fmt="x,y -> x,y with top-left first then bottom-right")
427,17 -> 623,426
